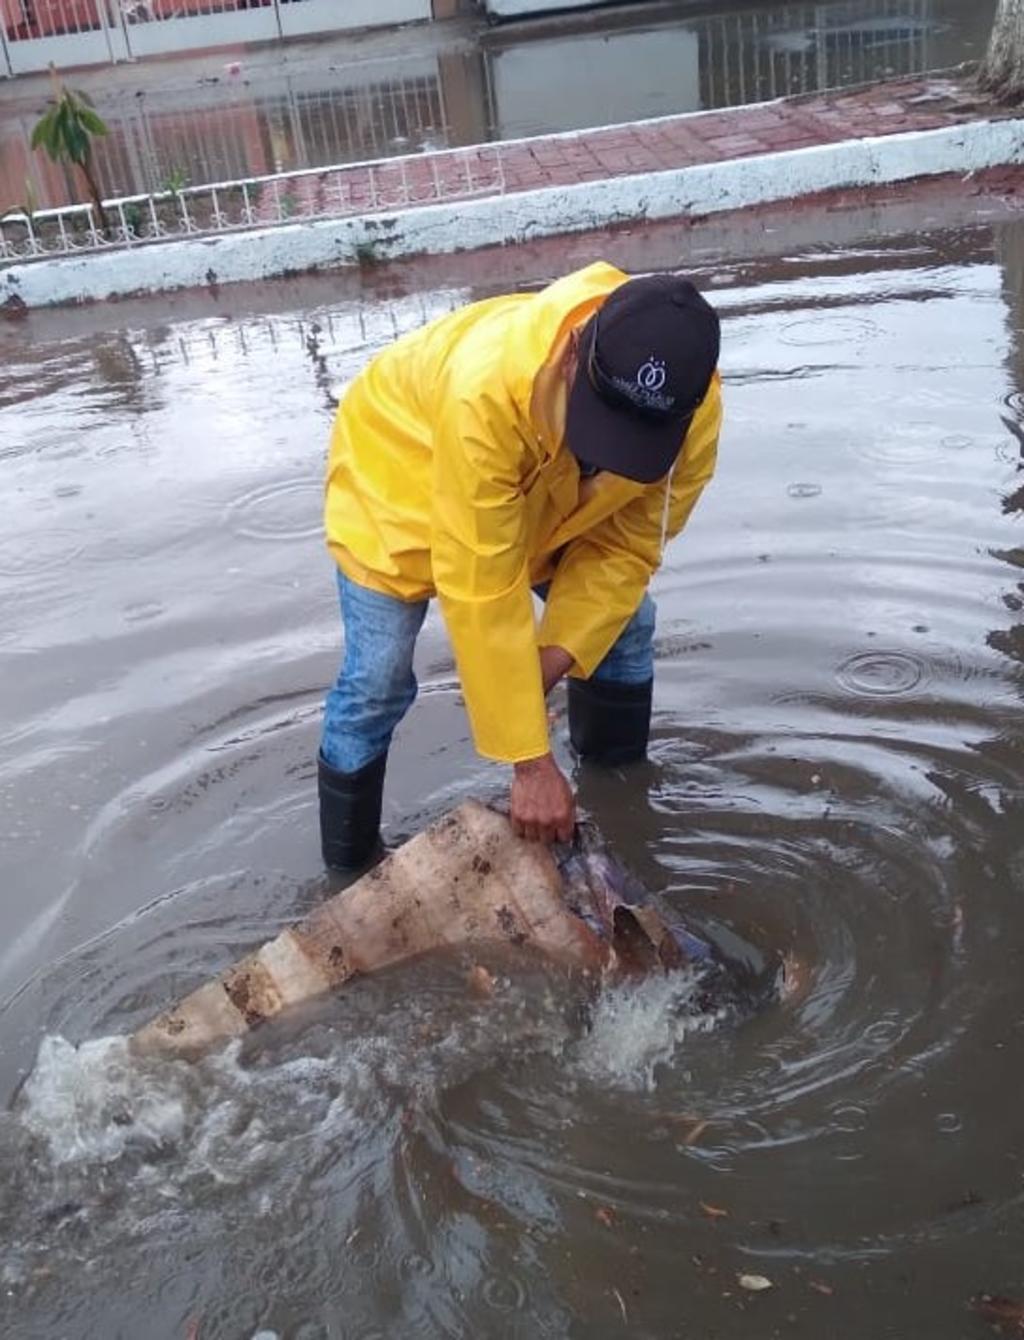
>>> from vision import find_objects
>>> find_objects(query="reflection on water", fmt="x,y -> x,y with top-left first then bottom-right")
0,0 -> 997,209
1,195 -> 1024,1336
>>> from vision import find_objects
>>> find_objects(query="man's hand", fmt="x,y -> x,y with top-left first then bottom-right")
510,752 -> 575,843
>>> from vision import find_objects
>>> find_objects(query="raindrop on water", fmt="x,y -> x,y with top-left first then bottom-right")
787,482 -> 822,499
399,1250 -> 435,1279
0,532 -> 85,578
830,1103 -> 868,1133
863,1017 -> 903,1048
779,315 -> 880,347
122,601 -> 166,624
225,477 -> 323,542
835,650 -> 927,699
482,1272 -> 528,1312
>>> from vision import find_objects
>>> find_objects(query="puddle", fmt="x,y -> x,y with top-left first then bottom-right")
1,201 -> 1023,1337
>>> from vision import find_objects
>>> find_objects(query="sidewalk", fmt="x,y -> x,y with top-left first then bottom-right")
285,70 -> 992,218
4,68 -> 1024,311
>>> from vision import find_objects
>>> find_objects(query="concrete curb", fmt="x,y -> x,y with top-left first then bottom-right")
4,116 -> 1024,310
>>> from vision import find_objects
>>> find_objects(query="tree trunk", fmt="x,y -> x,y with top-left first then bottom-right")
979,0 -> 1024,103
78,153 -> 109,239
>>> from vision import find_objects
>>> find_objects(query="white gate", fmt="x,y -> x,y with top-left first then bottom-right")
277,0 -> 430,40
1,0 -> 432,75
1,1 -> 128,76
117,0 -> 280,61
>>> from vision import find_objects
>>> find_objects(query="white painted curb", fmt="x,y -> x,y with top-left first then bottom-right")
4,118 -> 1024,310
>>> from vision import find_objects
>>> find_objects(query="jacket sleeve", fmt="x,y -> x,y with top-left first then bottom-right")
430,390 -> 550,764
539,379 -> 722,677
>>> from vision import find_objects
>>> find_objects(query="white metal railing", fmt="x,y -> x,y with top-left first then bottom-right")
0,143 -> 508,262
698,0 -> 934,110
87,70 -> 448,202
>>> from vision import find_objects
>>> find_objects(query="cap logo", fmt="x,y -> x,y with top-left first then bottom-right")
637,357 -> 666,392
586,319 -> 681,421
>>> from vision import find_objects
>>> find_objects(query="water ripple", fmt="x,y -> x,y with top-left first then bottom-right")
225,477 -> 323,542
834,649 -> 928,698
0,531 -> 85,579
778,315 -> 880,347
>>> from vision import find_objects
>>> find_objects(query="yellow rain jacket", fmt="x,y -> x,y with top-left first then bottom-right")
325,261 -> 721,764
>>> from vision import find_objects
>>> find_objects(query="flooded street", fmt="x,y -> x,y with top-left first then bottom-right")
2,195 -> 1024,1338
0,0 -> 997,209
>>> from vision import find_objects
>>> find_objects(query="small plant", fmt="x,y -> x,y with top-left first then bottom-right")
161,166 -> 189,196
122,202 -> 144,239
31,67 -> 109,236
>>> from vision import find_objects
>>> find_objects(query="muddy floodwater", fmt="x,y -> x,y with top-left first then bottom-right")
2,203 -> 1024,1339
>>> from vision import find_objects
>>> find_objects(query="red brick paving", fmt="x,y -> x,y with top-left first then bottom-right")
255,74 -> 1007,224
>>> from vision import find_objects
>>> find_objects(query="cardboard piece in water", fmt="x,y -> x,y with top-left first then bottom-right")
131,800 -> 686,1059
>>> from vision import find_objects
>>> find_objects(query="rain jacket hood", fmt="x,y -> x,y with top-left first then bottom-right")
325,262 -> 722,763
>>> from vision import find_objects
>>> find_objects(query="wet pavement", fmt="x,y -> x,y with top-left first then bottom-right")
1,182 -> 1023,1337
0,0 -> 998,210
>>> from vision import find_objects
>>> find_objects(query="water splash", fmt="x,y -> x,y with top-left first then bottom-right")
571,970 -> 721,1093
17,1034 -> 190,1166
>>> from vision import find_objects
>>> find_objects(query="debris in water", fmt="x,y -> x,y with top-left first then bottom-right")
595,1205 -> 616,1229
467,964 -> 496,997
944,1188 -> 984,1213
808,1279 -> 834,1296
738,1274 -> 774,1292
612,1286 -> 628,1322
971,1294 -> 1024,1332
683,1118 -> 710,1146
699,1201 -> 729,1220
38,1200 -> 84,1228
130,801 -> 780,1059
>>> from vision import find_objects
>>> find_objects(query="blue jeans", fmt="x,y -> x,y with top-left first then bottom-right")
320,570 -> 655,773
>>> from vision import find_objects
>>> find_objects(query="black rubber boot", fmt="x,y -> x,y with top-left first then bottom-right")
318,750 -> 388,871
568,676 -> 653,765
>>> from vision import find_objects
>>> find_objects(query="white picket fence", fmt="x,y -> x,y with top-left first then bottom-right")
0,0 -> 432,76
0,141 -> 510,263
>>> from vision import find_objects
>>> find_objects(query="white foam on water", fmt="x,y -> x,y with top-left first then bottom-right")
571,969 -> 722,1092
18,1034 -> 190,1165
11,964 -> 570,1174
6,960 -> 722,1299
13,971 -> 718,1178
14,1030 -> 369,1183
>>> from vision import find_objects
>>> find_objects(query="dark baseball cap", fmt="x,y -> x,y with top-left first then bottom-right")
566,273 -> 721,484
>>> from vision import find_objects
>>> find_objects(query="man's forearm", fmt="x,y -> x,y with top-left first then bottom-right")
539,644 -> 573,695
